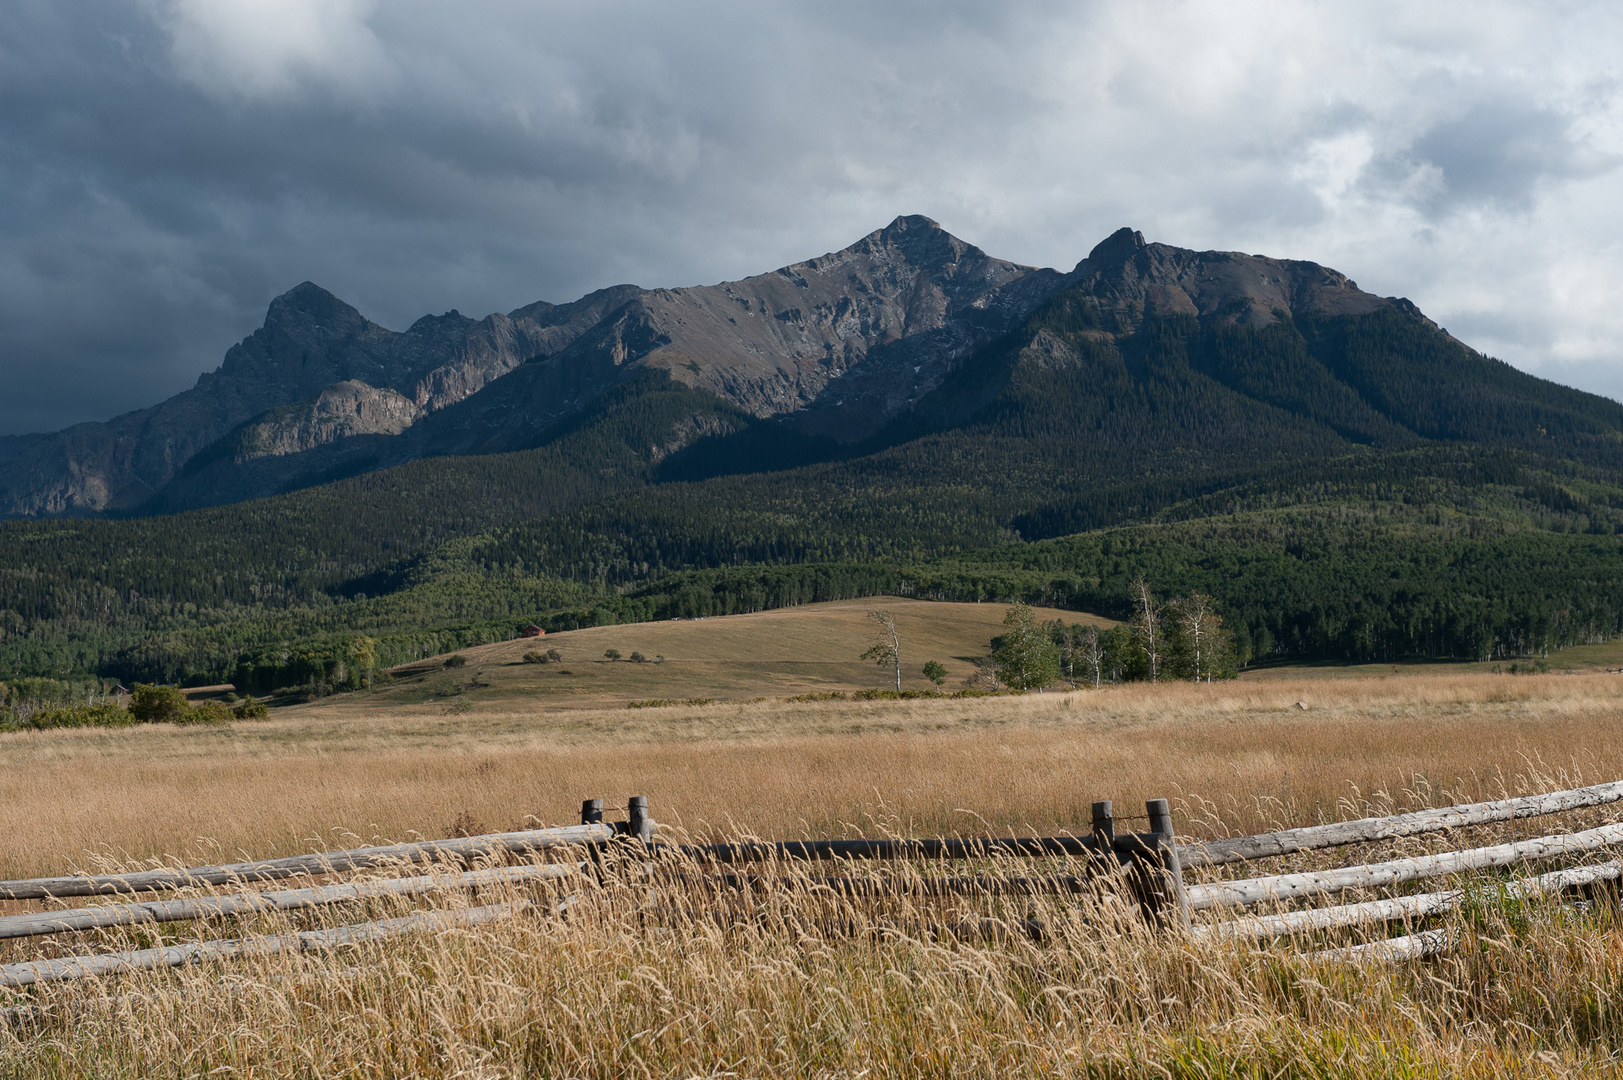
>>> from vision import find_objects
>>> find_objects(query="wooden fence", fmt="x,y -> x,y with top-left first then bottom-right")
5,782 -> 1623,997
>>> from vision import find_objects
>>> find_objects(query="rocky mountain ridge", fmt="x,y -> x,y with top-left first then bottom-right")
0,218 -> 1424,517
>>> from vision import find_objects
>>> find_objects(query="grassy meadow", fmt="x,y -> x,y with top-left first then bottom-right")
314,597 -> 1114,713
8,599 -> 1623,1075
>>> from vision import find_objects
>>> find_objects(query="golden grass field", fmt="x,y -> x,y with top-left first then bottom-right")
9,598 -> 1623,1076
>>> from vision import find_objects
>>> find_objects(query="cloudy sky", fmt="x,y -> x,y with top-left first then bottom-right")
3,0 -> 1622,435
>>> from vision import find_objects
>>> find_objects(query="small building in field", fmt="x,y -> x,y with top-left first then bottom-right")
520,624 -> 546,638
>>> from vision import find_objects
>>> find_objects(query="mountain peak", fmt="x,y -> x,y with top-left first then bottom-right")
1086,227 -> 1148,266
851,214 -> 972,269
264,281 -> 364,329
882,214 -> 942,235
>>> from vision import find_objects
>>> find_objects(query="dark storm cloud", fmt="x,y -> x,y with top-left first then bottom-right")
1366,100 -> 1611,218
1,1 -> 1622,435
1415,104 -> 1578,210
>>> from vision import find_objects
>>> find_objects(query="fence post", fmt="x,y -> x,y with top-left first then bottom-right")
1144,798 -> 1191,931
627,796 -> 655,846
581,799 -> 604,826
1091,801 -> 1115,853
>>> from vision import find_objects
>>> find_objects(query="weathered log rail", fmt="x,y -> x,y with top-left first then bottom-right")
5,780 -> 1623,995
0,824 -> 618,901
0,862 -> 583,942
1187,821 -> 1623,910
2,901 -> 538,989
1179,779 -> 1623,868
1196,860 -> 1623,944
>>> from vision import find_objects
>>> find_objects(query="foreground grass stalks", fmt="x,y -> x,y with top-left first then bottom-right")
8,830 -> 1623,1078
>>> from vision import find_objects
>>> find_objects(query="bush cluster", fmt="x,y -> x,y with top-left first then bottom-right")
2,684 -> 272,730
14,703 -> 136,730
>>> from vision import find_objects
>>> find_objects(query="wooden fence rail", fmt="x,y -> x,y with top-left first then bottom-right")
5,779 -> 1623,994
1,901 -> 539,989
0,862 -> 581,942
1196,860 -> 1623,944
1187,821 -> 1623,910
0,824 -> 619,902
678,835 -> 1105,863
1179,779 -> 1623,868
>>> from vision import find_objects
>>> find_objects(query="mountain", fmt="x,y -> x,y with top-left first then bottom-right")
15,214 -> 1607,521
6,219 -> 1623,689
0,280 -> 640,516
0,216 -> 1061,517
15,214 -> 1610,521
659,226 -> 1623,494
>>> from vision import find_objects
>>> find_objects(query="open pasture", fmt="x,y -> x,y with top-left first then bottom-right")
8,670 -> 1623,1075
5,662 -> 1623,881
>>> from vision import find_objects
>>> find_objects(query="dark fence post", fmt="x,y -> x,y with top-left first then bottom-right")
627,796 -> 655,846
1142,798 -> 1190,931
581,799 -> 604,826
1091,801 -> 1115,854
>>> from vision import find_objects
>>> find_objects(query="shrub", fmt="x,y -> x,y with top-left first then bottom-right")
922,660 -> 948,686
233,696 -> 269,719
627,698 -> 715,709
180,701 -> 234,725
20,704 -> 134,730
443,655 -> 467,669
129,683 -> 190,723
546,648 -> 563,662
629,651 -> 647,664
522,651 -> 548,664
604,649 -> 622,660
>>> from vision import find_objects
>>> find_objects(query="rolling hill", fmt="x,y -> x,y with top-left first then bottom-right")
284,597 -> 1114,715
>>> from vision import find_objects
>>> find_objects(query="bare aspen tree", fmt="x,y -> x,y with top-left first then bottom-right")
1078,624 -> 1106,687
861,610 -> 902,692
1131,576 -> 1161,682
1176,591 -> 1218,681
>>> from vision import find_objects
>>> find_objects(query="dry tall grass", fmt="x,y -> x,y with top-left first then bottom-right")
3,673 -> 1622,881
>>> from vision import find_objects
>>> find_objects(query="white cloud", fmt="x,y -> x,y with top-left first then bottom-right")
158,0 -> 393,101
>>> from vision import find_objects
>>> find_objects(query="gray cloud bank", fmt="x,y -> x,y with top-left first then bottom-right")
3,0 -> 1622,435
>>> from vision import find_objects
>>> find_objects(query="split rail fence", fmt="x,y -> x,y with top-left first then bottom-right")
5,782 -> 1623,1000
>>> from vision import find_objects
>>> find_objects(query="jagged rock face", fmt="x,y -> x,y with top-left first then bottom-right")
0,282 -> 635,515
409,215 -> 1064,452
232,381 -> 420,461
0,219 -> 1406,517
634,214 -> 1047,416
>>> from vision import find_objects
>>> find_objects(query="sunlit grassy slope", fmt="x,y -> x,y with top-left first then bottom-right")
325,597 -> 1114,713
